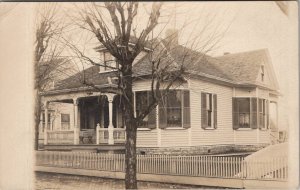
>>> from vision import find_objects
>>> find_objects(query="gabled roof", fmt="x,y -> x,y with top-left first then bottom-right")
53,66 -> 118,91
212,49 -> 267,83
43,41 -> 279,95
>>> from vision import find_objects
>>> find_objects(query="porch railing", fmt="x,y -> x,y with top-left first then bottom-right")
35,151 -> 288,181
113,128 -> 126,143
47,131 -> 74,145
97,129 -> 109,144
96,126 -> 126,144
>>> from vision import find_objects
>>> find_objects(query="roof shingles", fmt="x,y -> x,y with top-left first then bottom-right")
46,43 -> 273,93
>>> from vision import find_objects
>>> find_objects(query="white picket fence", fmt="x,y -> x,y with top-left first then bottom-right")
35,151 -> 288,181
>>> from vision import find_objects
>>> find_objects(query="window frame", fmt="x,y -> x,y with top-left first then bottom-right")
201,92 -> 217,130
134,90 -> 190,129
258,98 -> 268,130
134,91 -> 157,129
60,113 -> 71,130
99,51 -> 118,73
232,97 -> 269,130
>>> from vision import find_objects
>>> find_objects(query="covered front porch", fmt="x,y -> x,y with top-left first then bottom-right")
41,91 -> 126,148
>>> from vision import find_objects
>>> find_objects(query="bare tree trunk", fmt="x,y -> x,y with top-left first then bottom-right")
125,119 -> 138,189
122,65 -> 138,189
34,89 -> 41,150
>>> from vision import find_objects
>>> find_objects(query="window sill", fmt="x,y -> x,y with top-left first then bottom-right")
162,127 -> 186,130
235,128 -> 252,131
137,128 -> 152,131
203,128 -> 216,130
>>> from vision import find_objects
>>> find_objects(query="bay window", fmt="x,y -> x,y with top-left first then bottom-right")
233,97 -> 269,130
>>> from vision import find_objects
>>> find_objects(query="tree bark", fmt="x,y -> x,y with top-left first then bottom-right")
125,119 -> 138,189
34,89 -> 42,150
121,64 -> 138,189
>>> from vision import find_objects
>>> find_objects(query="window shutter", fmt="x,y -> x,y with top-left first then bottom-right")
183,91 -> 191,129
147,92 -> 156,129
232,98 -> 239,130
251,98 -> 258,129
213,94 -> 217,129
201,93 -> 207,129
147,108 -> 157,129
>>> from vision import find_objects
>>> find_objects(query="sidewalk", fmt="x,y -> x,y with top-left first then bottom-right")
35,172 -> 223,190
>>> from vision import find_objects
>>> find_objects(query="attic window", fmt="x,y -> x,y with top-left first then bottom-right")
261,65 -> 265,82
100,51 -> 118,72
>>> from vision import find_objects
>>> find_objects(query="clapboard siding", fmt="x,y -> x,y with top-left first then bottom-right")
234,88 -> 257,97
132,80 -> 188,91
258,88 -> 270,99
161,129 -> 189,147
189,79 -> 234,145
137,129 -> 158,147
133,78 -> 272,148
235,130 -> 258,145
259,130 -> 270,144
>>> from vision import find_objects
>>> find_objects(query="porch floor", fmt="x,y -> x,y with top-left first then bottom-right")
43,144 -> 125,153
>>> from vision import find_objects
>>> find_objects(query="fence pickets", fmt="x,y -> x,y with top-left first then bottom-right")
36,151 -> 288,181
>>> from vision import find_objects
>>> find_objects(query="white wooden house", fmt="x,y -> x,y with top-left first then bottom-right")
40,38 -> 279,154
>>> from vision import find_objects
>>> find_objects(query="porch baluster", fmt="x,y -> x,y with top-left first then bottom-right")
73,98 -> 80,145
107,94 -> 115,145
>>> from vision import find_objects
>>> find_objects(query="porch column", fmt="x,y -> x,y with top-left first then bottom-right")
107,93 -> 115,145
73,98 -> 80,145
43,101 -> 48,145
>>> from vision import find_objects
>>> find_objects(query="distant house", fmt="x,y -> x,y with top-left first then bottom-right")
40,36 -> 280,154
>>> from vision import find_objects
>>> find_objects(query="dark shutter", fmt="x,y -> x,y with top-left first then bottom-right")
183,91 -> 191,129
232,98 -> 239,130
201,93 -> 207,129
147,92 -> 156,129
213,94 -> 217,129
251,98 -> 258,129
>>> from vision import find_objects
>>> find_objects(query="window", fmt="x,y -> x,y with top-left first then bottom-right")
259,98 -> 269,129
135,91 -> 156,129
233,98 -> 250,129
233,98 -> 269,130
201,93 -> 217,129
100,51 -> 118,72
61,113 -> 70,130
159,90 -> 190,129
